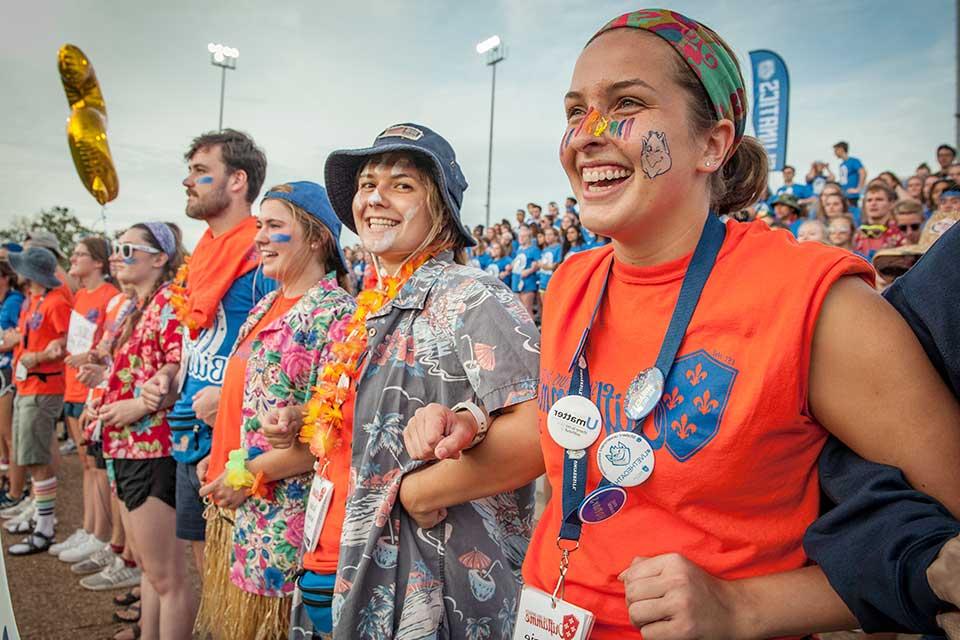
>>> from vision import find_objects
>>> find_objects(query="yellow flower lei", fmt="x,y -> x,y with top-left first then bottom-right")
301,252 -> 433,459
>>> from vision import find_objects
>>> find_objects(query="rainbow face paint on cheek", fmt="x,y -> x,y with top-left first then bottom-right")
607,117 -> 635,139
122,256 -> 136,265
196,176 -> 213,185
269,233 -> 292,243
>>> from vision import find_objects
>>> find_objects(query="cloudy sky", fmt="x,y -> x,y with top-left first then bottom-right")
0,0 -> 954,247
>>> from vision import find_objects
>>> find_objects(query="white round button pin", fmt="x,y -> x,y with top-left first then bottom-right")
547,395 -> 603,450
597,431 -> 655,487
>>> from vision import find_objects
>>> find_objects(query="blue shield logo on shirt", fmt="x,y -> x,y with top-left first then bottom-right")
650,350 -> 738,462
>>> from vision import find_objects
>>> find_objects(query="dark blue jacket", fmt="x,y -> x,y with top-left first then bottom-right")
804,223 -> 960,635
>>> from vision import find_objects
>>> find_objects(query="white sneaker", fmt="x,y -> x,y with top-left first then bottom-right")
49,528 -> 89,556
80,556 -> 141,591
3,503 -> 36,534
58,535 -> 104,563
59,439 -> 77,455
70,545 -> 116,575
0,497 -> 32,520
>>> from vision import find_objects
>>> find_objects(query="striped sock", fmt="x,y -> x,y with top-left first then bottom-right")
33,477 -> 57,537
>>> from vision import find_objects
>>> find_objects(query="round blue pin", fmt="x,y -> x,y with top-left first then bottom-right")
578,486 -> 627,524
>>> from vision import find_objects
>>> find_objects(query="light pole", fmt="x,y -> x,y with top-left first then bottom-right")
207,42 -> 239,131
476,35 -> 505,229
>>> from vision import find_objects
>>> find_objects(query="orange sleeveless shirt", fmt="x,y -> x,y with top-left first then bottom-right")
522,220 -> 873,638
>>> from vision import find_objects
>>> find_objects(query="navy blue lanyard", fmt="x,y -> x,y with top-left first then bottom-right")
559,214 -> 726,542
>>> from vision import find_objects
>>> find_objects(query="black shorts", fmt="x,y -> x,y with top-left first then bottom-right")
86,441 -> 107,470
113,457 -> 177,512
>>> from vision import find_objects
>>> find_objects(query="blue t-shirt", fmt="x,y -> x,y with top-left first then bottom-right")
774,183 -> 812,200
538,244 -> 562,291
511,245 -> 541,293
467,249 -> 492,271
807,175 -> 828,196
170,268 -> 276,427
485,257 -> 512,286
0,290 -> 25,370
839,157 -> 864,194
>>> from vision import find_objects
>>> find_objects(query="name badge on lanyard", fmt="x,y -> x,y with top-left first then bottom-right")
302,462 -> 334,555
541,215 -> 726,627
512,585 -> 595,640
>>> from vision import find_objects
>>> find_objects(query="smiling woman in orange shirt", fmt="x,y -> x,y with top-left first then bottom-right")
400,8 -> 960,640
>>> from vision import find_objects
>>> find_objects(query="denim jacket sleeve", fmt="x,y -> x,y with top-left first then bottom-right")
804,436 -> 960,634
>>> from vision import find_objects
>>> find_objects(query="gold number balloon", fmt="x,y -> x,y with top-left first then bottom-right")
58,44 -> 118,205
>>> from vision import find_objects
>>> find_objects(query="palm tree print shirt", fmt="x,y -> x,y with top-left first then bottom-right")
334,253 -> 541,640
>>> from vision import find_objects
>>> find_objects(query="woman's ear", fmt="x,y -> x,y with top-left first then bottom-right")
698,119 -> 736,175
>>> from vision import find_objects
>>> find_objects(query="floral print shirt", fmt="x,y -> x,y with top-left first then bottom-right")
102,285 -> 182,459
334,253 -> 541,640
231,275 -> 355,597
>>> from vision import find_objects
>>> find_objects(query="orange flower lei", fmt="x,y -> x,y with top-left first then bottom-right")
168,256 -> 199,333
301,252 -> 433,459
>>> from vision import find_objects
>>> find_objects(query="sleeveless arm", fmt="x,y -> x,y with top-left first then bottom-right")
808,276 -> 960,517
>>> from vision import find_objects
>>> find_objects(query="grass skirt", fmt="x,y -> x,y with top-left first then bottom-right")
194,503 -> 291,640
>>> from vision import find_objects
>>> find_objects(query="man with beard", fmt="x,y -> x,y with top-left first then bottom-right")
139,129 -> 271,576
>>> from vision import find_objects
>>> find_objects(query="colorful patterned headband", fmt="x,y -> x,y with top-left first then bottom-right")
591,8 -> 746,161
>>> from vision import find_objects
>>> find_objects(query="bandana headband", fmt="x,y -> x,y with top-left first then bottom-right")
143,222 -> 177,258
591,9 -> 746,162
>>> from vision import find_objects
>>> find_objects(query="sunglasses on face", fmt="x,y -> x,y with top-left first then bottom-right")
112,243 -> 160,260
857,224 -> 888,239
898,223 -> 922,233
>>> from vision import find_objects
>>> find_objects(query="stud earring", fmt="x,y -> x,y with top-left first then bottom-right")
705,160 -> 712,167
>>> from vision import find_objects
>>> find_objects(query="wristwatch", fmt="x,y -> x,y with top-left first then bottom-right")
451,400 -> 489,449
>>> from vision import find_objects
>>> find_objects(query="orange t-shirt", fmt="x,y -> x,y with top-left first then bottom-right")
522,220 -> 874,639
14,288 -> 73,396
206,294 -> 302,483
64,281 -> 120,402
301,389 -> 353,574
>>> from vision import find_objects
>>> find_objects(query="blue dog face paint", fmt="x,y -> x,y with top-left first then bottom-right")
269,233 -> 292,243
122,256 -> 136,265
196,176 -> 214,185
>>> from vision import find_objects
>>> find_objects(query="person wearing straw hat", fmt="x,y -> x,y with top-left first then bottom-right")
6,247 -> 71,555
193,181 -> 355,640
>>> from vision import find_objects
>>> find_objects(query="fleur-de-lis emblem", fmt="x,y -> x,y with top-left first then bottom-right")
662,387 -> 684,410
671,414 -> 697,440
693,389 -> 719,415
685,363 -> 707,386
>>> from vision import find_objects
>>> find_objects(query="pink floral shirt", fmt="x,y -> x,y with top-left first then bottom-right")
229,275 -> 355,597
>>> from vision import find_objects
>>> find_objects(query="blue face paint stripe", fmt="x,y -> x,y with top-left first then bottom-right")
196,176 -> 213,184
269,233 -> 292,243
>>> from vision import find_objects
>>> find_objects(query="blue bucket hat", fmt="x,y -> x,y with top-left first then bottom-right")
324,123 -> 476,247
8,247 -> 61,290
262,181 -> 349,272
